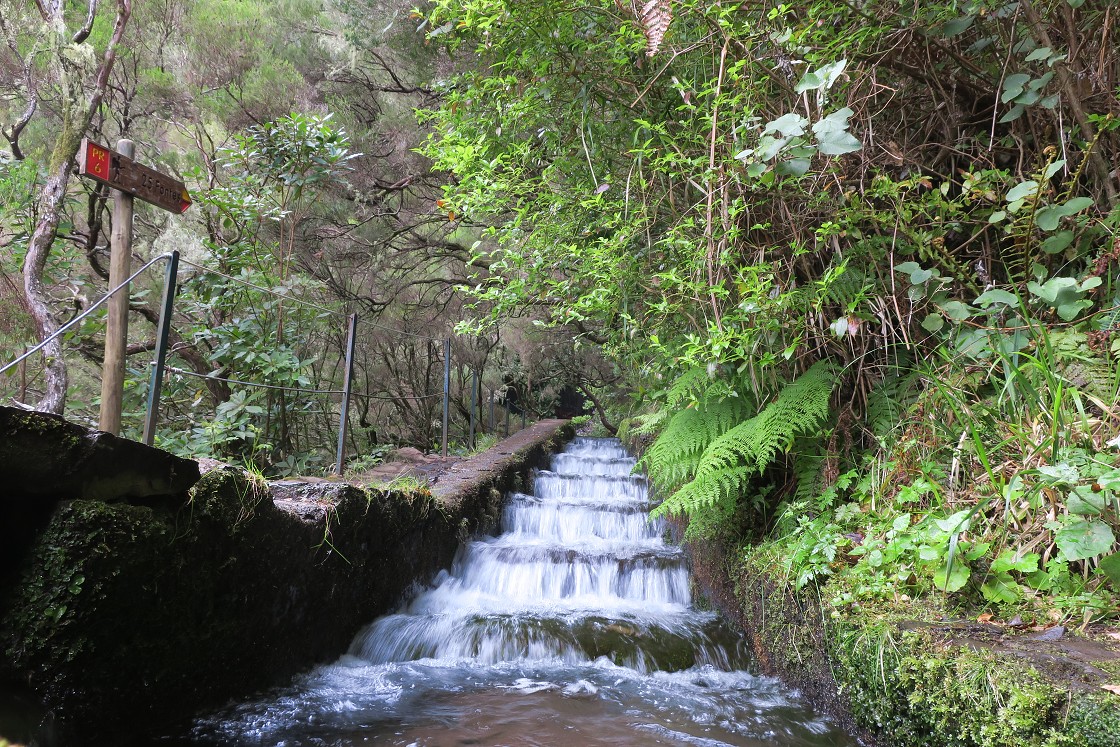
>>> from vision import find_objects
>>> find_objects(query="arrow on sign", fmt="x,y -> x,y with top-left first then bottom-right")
78,138 -> 191,214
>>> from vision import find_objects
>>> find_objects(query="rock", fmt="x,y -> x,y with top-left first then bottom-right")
389,446 -> 435,464
0,405 -> 200,502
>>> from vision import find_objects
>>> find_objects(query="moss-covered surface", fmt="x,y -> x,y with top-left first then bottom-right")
0,419 -> 573,746
686,537 -> 1120,747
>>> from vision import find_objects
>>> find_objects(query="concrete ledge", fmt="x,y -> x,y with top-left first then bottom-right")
0,418 -> 573,746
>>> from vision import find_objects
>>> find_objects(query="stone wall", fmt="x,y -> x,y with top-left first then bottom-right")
0,409 -> 572,746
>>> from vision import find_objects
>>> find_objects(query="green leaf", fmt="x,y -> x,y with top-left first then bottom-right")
1067,485 -> 1108,515
941,300 -> 974,322
1025,47 -> 1054,63
795,60 -> 846,94
1034,204 -> 1064,232
941,16 -> 976,37
998,104 -> 1025,123
921,313 -> 945,332
1055,519 -> 1116,561
934,560 -> 970,592
776,157 -> 811,176
764,113 -> 808,138
991,550 -> 1040,574
981,574 -> 1021,604
1098,553 -> 1120,586
1063,196 -> 1094,213
1001,73 -> 1031,103
1037,463 -> 1081,486
1006,180 -> 1039,202
1041,231 -> 1075,255
975,289 -> 1018,308
936,509 -> 974,534
1043,159 -> 1066,179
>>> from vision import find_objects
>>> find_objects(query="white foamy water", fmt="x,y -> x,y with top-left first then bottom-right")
188,436 -> 852,747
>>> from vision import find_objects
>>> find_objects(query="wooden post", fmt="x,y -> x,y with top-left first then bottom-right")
99,139 -> 134,435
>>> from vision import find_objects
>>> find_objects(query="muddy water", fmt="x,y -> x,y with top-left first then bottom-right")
184,437 -> 854,746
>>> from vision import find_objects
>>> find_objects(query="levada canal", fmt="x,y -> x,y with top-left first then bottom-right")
181,437 -> 855,746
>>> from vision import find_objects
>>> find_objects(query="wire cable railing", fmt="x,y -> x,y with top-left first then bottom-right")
2,250 -> 524,474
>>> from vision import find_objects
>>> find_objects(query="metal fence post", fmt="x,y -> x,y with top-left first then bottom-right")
442,337 -> 451,457
489,389 -> 495,433
142,251 -> 179,446
469,369 -> 478,450
334,313 -> 358,474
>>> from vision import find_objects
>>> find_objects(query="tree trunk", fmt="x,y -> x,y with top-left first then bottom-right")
20,1 -> 133,414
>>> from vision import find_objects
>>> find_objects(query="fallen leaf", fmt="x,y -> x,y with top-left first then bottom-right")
1102,684 -> 1120,696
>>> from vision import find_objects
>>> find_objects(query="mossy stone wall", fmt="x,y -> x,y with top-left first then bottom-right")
685,538 -> 1120,747
0,418 -> 573,746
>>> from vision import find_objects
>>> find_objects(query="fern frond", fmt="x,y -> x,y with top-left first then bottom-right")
866,369 -> 921,441
640,365 -> 757,493
664,365 -> 711,407
792,442 -> 825,505
641,404 -> 719,493
695,361 -> 836,476
638,0 -> 672,56
653,362 -> 837,524
652,465 -> 756,520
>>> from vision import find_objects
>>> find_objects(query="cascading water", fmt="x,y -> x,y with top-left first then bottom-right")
190,437 -> 854,746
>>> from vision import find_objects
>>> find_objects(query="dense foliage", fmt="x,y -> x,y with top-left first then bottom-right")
0,0 -> 583,472
418,0 -> 1120,624
2,0 -> 1119,623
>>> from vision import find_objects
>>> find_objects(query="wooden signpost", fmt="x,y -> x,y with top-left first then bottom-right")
77,137 -> 191,436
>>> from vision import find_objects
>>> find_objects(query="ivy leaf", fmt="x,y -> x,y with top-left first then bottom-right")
1055,519 -> 1116,561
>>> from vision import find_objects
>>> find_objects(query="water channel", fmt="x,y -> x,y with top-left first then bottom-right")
184,437 -> 855,746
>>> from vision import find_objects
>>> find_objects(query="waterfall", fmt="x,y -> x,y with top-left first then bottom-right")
190,437 -> 852,746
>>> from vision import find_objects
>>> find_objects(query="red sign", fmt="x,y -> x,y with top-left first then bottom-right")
78,138 -> 191,214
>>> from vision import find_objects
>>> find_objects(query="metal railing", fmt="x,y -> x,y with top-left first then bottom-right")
1,250 -> 527,473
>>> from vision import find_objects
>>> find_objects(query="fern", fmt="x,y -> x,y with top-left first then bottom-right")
652,362 -> 837,523
636,0 -> 672,57
791,441 -> 825,505
639,366 -> 754,494
866,369 -> 920,441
